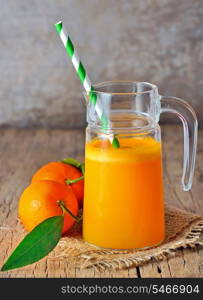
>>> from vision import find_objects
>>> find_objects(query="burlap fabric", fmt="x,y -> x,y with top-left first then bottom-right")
49,205 -> 203,270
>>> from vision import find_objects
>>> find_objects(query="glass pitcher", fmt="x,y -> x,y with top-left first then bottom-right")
83,81 -> 198,250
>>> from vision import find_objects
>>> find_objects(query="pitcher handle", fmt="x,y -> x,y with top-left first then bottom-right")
160,96 -> 198,191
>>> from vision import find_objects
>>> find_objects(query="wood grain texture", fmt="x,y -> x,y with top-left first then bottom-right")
0,125 -> 202,278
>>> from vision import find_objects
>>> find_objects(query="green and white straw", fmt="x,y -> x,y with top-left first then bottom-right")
54,21 -> 119,148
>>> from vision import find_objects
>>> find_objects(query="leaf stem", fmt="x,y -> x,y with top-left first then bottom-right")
66,176 -> 84,185
57,200 -> 82,223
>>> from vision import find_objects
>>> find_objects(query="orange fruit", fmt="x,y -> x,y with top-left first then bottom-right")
18,180 -> 78,234
31,162 -> 84,208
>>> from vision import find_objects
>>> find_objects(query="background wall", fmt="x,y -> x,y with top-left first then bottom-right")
0,0 -> 203,128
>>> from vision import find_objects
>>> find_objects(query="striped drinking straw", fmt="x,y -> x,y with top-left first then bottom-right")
54,21 -> 120,148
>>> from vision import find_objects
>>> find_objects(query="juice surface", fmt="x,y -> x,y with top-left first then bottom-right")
83,136 -> 165,249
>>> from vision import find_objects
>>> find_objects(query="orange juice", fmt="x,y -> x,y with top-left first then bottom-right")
83,136 -> 165,249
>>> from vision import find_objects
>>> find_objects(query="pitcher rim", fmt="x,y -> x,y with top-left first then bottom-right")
88,80 -> 158,96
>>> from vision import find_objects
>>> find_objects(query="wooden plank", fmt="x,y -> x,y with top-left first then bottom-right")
0,126 -> 202,278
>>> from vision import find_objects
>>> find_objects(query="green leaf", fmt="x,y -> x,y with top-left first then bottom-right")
1,216 -> 64,271
80,163 -> 85,175
61,157 -> 85,174
61,157 -> 81,169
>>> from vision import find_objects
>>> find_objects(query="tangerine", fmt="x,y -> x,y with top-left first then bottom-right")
18,180 -> 78,234
31,162 -> 84,208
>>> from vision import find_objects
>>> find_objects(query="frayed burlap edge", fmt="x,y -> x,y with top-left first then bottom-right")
1,206 -> 202,271
78,219 -> 203,271
49,206 -> 203,271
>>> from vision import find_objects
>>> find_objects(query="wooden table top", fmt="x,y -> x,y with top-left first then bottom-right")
0,125 -> 202,278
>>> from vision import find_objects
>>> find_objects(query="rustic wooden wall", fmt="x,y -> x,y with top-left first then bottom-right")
0,0 -> 203,128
